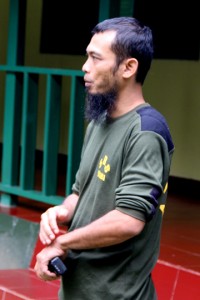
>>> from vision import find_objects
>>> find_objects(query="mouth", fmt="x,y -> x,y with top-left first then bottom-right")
85,81 -> 91,87
84,77 -> 93,88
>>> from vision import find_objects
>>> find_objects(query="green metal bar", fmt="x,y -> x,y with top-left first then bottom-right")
20,73 -> 39,189
99,0 -> 111,21
7,0 -> 26,65
42,75 -> 62,196
66,76 -> 85,195
0,182 -> 64,205
7,0 -> 19,65
120,0 -> 135,16
1,73 -> 23,205
98,0 -> 135,21
0,65 -> 84,77
0,0 -> 26,205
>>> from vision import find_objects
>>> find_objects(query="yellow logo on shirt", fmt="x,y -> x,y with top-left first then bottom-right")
97,155 -> 110,181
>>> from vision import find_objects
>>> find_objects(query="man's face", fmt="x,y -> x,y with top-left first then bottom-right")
82,31 -> 121,122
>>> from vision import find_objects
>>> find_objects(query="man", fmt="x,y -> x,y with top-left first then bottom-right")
35,17 -> 174,299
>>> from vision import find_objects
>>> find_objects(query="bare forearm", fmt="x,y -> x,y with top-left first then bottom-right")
56,209 -> 145,251
62,193 -> 79,223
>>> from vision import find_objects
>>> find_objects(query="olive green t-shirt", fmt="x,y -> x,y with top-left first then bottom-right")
59,103 -> 174,300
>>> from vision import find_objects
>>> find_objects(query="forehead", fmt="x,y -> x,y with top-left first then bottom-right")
86,30 -> 116,55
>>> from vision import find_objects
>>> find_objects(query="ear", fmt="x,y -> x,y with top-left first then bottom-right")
122,58 -> 138,79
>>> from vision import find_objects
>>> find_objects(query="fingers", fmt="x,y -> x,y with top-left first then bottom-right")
34,252 -> 60,281
34,261 -> 59,281
39,206 -> 68,245
39,208 -> 57,245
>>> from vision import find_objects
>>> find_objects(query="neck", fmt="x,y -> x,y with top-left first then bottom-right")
110,85 -> 145,118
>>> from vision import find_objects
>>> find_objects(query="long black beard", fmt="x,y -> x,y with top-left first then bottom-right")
84,89 -> 117,124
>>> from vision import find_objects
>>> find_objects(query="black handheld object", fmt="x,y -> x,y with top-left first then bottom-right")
48,257 -> 67,275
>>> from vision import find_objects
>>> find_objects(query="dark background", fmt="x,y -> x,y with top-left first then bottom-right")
40,0 -> 199,60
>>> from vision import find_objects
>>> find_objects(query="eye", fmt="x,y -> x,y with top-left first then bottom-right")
92,54 -> 101,61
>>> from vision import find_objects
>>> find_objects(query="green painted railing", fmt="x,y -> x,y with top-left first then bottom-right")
0,65 -> 85,206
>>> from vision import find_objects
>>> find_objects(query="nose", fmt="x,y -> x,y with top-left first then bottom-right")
82,58 -> 89,73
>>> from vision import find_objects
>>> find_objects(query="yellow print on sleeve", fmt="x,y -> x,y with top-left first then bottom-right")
159,182 -> 168,215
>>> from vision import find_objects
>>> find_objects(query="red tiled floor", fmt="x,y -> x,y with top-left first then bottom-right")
159,194 -> 200,273
0,269 -> 60,300
152,262 -> 180,300
0,191 -> 200,299
173,268 -> 200,300
0,290 -> 24,300
152,261 -> 200,300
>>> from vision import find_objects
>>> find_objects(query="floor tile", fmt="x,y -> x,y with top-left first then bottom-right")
11,284 -> 59,300
4,293 -> 24,300
152,262 -> 178,300
173,269 -> 200,300
0,269 -> 60,299
0,269 -> 60,288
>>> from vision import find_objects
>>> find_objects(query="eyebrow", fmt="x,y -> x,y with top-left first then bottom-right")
86,50 -> 102,58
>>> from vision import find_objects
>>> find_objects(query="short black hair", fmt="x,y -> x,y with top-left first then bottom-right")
92,17 -> 154,85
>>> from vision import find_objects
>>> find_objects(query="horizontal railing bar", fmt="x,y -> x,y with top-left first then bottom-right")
0,183 -> 64,205
0,65 -> 84,76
